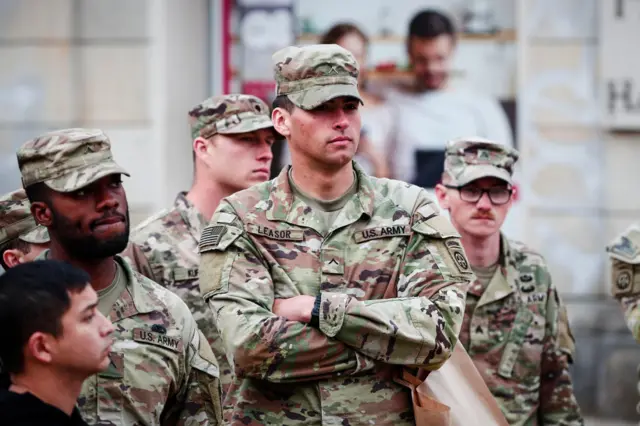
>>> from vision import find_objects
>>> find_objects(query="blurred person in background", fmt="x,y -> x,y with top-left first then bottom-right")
0,260 -> 114,426
320,23 -> 391,178
385,9 -> 514,188
435,138 -> 582,425
127,94 -> 275,398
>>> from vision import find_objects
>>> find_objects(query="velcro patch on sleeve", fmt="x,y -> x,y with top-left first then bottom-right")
199,251 -> 233,297
133,328 -> 183,353
412,214 -> 460,239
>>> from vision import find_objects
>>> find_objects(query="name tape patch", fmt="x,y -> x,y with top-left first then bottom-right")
354,225 -> 410,243
248,224 -> 304,241
133,328 -> 183,353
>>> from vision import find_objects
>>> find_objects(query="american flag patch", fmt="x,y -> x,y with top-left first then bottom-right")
199,225 -> 227,252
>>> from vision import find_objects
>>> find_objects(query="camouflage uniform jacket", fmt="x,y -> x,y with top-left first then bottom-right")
459,236 -> 582,426
77,254 -> 222,425
198,163 -> 473,425
606,225 -> 640,342
606,225 -> 640,416
130,192 -> 233,395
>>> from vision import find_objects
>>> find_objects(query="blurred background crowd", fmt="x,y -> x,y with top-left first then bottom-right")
1,0 -> 639,424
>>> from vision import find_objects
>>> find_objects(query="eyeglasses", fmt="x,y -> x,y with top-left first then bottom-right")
444,185 -> 513,205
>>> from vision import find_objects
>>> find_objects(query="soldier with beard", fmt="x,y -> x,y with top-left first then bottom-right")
16,128 -> 222,426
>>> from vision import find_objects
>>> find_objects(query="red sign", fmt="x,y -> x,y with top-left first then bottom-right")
242,81 -> 276,103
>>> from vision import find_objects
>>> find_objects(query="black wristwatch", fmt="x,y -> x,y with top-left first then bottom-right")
309,295 -> 322,328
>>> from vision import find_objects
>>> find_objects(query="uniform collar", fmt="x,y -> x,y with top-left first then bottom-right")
472,235 -> 519,308
265,161 -> 376,233
174,192 -> 208,244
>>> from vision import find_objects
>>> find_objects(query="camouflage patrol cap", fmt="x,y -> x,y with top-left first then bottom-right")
0,189 -> 49,247
272,44 -> 362,110
444,137 -> 519,186
188,94 -> 274,140
17,128 -> 130,193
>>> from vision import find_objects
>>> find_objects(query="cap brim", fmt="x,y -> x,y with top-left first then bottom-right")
44,160 -> 130,193
456,165 -> 513,186
218,115 -> 274,135
19,225 -> 49,244
287,84 -> 363,110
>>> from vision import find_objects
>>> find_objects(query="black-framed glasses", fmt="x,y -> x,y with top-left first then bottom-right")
444,184 -> 513,205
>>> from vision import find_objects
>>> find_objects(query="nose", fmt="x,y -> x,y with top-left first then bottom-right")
333,109 -> 349,132
476,192 -> 492,209
96,185 -> 119,212
257,140 -> 274,162
99,312 -> 115,337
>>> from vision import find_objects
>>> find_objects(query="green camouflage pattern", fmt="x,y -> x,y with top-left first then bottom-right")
16,128 -> 129,193
119,242 -> 157,282
444,137 -> 519,186
197,162 -> 473,424
129,192 -> 234,397
606,224 -> 640,416
458,236 -> 583,425
0,189 -> 49,247
188,94 -> 273,140
63,254 -> 223,426
606,223 -> 640,342
273,44 -> 362,110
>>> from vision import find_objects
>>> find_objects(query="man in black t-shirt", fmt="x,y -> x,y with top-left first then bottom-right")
0,260 -> 114,426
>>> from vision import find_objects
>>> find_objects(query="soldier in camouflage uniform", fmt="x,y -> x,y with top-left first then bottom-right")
197,43 -> 473,425
0,188 -> 49,270
127,94 -> 275,397
16,128 -> 222,425
606,226 -> 640,416
434,138 -> 583,425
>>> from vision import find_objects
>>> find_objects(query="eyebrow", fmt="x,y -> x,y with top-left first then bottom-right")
80,301 -> 98,315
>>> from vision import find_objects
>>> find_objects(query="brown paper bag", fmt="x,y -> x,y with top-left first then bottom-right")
395,368 -> 451,426
397,342 -> 509,426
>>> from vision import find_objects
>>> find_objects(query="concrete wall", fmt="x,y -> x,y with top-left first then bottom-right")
0,0 -> 210,226
519,0 -> 640,421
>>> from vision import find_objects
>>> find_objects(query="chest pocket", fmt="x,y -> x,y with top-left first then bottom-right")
346,224 -> 411,299
97,329 -> 184,424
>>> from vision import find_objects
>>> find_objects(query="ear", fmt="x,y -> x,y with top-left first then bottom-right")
272,108 -> 291,138
3,249 -> 25,268
30,201 -> 53,227
434,184 -> 450,210
192,136 -> 211,162
26,332 -> 54,365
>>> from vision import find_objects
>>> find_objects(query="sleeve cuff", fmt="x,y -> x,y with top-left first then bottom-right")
309,295 -> 322,328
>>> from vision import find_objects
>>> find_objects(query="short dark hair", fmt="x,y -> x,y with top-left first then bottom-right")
320,22 -> 368,46
272,95 -> 295,113
0,238 -> 32,271
408,9 -> 456,41
24,182 -> 50,205
0,260 -> 90,374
